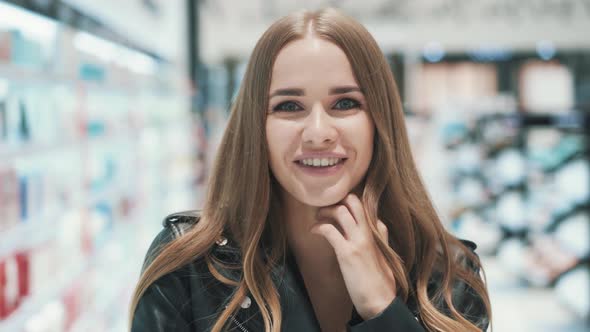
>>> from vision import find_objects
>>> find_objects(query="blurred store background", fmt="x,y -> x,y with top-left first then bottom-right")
0,1 -> 588,331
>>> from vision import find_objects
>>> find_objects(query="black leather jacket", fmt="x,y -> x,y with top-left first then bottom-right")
131,211 -> 489,331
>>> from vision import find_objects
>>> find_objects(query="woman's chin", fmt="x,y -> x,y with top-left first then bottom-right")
297,191 -> 349,207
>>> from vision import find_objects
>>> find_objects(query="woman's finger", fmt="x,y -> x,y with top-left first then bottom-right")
310,222 -> 347,253
316,204 -> 358,240
341,194 -> 369,231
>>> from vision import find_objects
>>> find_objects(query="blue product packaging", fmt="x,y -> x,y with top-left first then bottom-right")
19,175 -> 28,221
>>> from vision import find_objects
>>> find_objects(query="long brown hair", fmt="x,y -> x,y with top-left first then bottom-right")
129,7 -> 492,332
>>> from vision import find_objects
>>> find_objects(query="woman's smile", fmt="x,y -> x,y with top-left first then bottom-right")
293,157 -> 348,176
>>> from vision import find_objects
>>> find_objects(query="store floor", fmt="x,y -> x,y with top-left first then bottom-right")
483,256 -> 587,332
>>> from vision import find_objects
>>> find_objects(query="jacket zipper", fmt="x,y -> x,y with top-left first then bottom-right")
228,314 -> 249,332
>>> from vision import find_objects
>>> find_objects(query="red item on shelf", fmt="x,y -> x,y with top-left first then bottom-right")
15,251 -> 30,299
0,255 -> 20,319
0,252 -> 29,319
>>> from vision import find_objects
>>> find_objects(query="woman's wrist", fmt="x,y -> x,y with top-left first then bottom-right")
358,292 -> 397,320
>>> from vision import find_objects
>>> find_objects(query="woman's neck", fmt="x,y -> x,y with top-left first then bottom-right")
282,194 -> 340,275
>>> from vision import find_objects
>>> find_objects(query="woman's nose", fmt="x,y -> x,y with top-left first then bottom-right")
301,103 -> 338,146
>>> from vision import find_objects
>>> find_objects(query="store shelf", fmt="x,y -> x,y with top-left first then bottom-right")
0,205 -> 69,259
0,64 -> 74,86
0,179 -> 133,259
0,130 -> 140,166
0,141 -> 81,164
0,63 -> 148,94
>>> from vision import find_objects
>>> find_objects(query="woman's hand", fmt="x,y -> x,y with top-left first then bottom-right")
310,193 -> 397,320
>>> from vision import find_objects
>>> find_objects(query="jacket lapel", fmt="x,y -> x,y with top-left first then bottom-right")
212,238 -> 340,331
275,248 -> 322,332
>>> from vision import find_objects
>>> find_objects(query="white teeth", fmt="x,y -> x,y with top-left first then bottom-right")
299,158 -> 343,167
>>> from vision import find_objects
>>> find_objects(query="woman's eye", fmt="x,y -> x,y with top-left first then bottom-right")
334,98 -> 361,110
273,98 -> 361,112
274,101 -> 302,112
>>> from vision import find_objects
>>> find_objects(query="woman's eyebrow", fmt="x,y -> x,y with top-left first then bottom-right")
269,85 -> 363,98
329,86 -> 362,94
269,88 -> 304,98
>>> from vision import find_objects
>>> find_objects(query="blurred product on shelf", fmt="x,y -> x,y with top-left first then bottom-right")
520,61 -> 574,113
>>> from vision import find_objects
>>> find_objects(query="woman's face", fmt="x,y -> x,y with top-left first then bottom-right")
265,36 -> 375,207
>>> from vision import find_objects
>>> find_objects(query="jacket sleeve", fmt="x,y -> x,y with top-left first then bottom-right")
346,296 -> 425,332
130,227 -> 195,332
346,240 -> 489,332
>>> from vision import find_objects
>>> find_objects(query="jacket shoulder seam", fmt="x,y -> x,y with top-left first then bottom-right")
162,210 -> 202,238
458,239 -> 477,251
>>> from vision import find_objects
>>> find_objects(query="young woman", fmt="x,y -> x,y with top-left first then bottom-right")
129,7 -> 492,332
